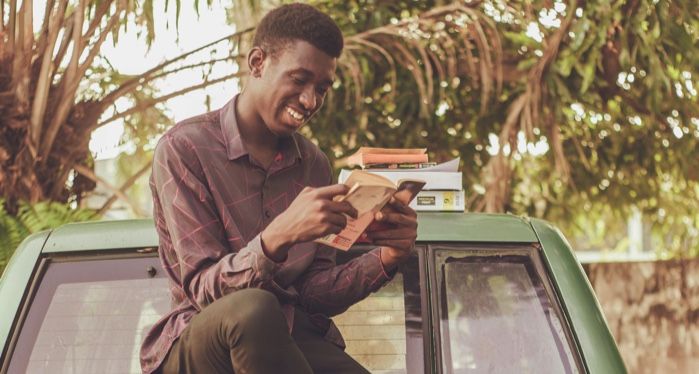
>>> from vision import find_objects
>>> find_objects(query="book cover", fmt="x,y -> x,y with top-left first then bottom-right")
315,170 -> 425,251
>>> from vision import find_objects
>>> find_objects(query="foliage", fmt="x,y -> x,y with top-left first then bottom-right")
0,200 -> 96,275
0,0 -> 245,213
2,0 -> 697,257
290,0 -> 698,256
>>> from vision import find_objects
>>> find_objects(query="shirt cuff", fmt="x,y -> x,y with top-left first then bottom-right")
247,234 -> 283,281
366,247 -> 397,288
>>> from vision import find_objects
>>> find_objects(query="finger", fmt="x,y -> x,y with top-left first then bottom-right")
321,211 -> 348,228
313,184 -> 351,199
393,188 -> 416,205
326,200 -> 358,218
375,212 -> 417,227
368,227 -> 416,241
385,197 -> 415,215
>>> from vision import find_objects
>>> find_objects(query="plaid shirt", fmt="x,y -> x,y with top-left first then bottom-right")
140,97 -> 393,373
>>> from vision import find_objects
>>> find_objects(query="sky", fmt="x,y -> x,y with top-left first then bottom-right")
80,1 -> 241,160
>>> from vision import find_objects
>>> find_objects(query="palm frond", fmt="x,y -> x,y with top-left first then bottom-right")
340,2 -> 503,118
0,200 -> 96,275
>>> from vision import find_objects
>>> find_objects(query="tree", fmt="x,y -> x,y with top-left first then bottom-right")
300,0 -> 698,255
2,0 -> 697,256
0,0 -> 249,213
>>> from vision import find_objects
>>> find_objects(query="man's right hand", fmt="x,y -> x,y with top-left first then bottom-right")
260,184 -> 358,262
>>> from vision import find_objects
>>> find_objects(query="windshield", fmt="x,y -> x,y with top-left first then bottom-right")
434,246 -> 580,373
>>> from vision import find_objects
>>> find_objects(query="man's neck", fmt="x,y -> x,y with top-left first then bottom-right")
235,92 -> 282,167
236,92 -> 281,148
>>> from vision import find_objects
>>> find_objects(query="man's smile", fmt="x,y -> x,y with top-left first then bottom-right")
286,106 -> 308,123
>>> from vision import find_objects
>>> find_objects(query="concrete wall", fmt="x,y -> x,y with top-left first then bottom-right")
584,258 -> 699,373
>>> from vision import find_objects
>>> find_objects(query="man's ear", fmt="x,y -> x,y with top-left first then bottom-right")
248,47 -> 267,78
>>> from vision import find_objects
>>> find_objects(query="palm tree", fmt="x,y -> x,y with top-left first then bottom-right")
0,0 -> 251,213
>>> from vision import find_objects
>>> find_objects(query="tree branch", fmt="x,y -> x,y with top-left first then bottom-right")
34,0 -> 56,53
0,0 -> 5,34
73,164 -> 147,217
41,2 -> 122,160
99,54 -> 243,109
31,0 -> 68,144
82,0 -> 114,44
51,14 -> 74,77
96,70 -> 245,128
100,27 -> 253,107
97,160 -> 152,216
7,0 -> 16,53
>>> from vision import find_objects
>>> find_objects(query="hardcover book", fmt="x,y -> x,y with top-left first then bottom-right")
346,147 -> 428,168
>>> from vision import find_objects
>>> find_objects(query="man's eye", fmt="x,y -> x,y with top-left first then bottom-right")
292,77 -> 306,85
316,87 -> 329,95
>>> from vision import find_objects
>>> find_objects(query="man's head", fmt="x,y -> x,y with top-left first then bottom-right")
252,3 -> 343,60
244,3 -> 343,137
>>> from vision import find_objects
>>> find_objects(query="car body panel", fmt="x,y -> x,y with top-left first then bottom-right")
0,231 -> 49,358
416,213 -> 538,243
0,213 -> 626,373
531,218 -> 626,373
43,219 -> 159,253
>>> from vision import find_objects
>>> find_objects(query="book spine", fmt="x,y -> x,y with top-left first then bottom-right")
409,190 -> 465,211
361,153 -> 429,165
364,162 -> 437,169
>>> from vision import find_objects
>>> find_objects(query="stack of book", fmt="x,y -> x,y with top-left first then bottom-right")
340,147 -> 465,212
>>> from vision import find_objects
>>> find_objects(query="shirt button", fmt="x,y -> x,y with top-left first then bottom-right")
265,210 -> 272,218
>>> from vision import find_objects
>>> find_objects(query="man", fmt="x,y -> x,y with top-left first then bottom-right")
140,3 -> 418,373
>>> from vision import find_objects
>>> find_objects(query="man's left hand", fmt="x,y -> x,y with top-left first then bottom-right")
367,191 -> 418,270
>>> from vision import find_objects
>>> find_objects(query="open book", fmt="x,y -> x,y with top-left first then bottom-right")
315,170 -> 425,251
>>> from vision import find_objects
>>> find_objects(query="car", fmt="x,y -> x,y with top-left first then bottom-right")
0,213 -> 626,373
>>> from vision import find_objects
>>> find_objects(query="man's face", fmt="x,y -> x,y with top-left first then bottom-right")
253,40 -> 337,137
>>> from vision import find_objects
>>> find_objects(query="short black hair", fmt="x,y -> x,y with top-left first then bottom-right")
253,3 -> 343,59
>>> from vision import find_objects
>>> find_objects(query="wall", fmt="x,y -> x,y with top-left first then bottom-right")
584,259 -> 699,373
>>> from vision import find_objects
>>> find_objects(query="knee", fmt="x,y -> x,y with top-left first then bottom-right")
220,288 -> 284,332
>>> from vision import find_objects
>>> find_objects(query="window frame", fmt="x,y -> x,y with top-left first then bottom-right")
1,249 -> 163,374
426,242 -> 585,374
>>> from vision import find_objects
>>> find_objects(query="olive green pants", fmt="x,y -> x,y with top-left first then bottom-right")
160,288 -> 369,374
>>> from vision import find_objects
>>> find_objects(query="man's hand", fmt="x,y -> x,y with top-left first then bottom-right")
261,184 -> 358,262
367,189 -> 418,270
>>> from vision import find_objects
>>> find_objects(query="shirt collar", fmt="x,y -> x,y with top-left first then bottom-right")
219,95 -> 303,164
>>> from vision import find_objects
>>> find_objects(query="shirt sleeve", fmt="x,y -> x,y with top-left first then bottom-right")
292,152 -> 396,316
151,133 -> 281,311
294,245 -> 396,316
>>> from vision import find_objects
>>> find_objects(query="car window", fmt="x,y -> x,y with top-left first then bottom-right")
335,248 -> 425,374
7,255 -> 170,374
433,246 -> 580,374
8,250 -> 425,374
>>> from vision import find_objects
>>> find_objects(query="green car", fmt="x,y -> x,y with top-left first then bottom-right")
0,213 -> 625,373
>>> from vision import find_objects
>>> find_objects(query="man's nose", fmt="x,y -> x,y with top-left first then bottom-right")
299,87 -> 316,111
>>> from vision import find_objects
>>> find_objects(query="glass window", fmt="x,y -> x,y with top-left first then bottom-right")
335,247 -> 425,374
434,247 -> 580,374
8,256 -> 171,374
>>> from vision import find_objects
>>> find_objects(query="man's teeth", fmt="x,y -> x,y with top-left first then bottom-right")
286,107 -> 305,121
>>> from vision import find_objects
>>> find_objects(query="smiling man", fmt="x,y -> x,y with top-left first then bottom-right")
140,3 -> 418,374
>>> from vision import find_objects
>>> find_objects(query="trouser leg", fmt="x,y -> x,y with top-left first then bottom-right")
160,288 -> 312,374
292,308 -> 370,374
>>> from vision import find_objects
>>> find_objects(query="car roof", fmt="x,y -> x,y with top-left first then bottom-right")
41,213 -> 538,254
